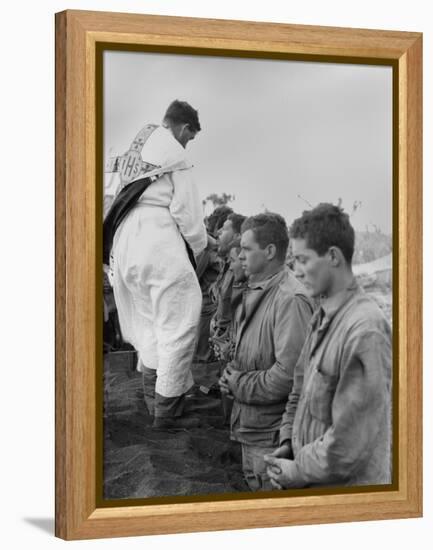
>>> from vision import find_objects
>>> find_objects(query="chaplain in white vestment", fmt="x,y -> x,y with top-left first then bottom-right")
111,100 -> 208,427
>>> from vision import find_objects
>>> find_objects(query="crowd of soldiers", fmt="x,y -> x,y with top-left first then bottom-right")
188,205 -> 392,491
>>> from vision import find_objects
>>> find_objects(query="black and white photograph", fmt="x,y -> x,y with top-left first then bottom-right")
102,49 -> 393,500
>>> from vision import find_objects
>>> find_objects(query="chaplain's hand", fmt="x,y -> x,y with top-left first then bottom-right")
263,455 -> 306,490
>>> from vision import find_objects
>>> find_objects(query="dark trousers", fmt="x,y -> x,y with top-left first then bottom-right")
194,300 -> 216,363
241,443 -> 277,491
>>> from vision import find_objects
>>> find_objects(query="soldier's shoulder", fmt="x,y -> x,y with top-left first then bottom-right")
345,287 -> 390,331
277,270 -> 312,309
278,269 -> 308,296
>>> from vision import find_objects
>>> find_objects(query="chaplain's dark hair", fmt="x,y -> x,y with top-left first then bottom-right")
227,213 -> 247,234
206,205 -> 234,236
163,100 -> 201,132
289,203 -> 355,264
241,212 -> 289,262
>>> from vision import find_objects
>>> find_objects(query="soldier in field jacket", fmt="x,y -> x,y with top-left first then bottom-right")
219,213 -> 313,491
265,203 -> 392,488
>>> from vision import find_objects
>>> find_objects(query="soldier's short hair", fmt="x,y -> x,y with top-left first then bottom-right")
227,213 -> 247,234
290,203 -> 355,264
164,100 -> 201,132
241,212 -> 289,262
206,205 -> 234,235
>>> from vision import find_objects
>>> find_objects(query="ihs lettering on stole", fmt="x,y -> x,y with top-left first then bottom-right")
105,123 -> 160,186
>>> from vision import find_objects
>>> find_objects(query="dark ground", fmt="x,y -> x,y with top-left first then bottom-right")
103,354 -> 249,500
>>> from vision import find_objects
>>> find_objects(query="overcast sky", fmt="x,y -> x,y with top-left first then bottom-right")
104,50 -> 392,234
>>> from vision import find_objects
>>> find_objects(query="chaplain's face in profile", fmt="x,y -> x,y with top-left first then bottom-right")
173,123 -> 198,148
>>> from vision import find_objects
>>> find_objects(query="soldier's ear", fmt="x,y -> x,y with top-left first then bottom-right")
267,244 -> 277,260
328,246 -> 343,267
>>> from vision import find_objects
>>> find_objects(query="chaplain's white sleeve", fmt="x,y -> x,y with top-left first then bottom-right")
169,169 -> 207,257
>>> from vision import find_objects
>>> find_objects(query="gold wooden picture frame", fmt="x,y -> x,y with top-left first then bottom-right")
55,9 -> 422,540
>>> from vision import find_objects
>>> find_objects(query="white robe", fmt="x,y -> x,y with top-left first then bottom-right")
111,127 -> 207,397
